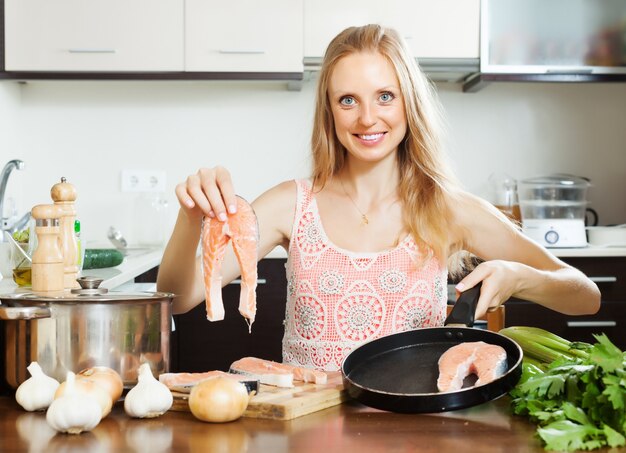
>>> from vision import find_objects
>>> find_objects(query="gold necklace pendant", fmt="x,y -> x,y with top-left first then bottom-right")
340,177 -> 369,226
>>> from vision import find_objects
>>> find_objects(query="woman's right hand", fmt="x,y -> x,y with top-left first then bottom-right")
175,166 -> 238,221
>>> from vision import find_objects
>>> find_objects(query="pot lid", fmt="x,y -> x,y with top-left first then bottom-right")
0,276 -> 175,304
520,174 -> 590,188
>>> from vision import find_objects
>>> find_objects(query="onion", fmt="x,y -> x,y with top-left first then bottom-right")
188,377 -> 250,423
77,366 -> 124,402
55,378 -> 113,418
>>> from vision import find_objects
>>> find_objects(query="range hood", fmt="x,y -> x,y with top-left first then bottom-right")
464,0 -> 626,92
304,57 -> 479,84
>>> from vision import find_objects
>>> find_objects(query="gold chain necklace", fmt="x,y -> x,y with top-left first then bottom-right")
339,178 -> 370,225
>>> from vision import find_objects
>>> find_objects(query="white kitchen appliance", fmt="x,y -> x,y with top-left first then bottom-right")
518,174 -> 590,248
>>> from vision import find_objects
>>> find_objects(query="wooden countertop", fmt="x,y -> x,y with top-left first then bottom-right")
0,394 -> 549,452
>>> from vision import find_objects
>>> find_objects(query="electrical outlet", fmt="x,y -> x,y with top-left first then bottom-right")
121,169 -> 167,193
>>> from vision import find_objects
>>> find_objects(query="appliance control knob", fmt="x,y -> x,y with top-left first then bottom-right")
545,230 -> 559,245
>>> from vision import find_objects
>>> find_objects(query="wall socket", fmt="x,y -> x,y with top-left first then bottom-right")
120,169 -> 167,193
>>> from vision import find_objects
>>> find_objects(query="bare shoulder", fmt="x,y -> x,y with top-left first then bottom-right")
253,180 -> 297,210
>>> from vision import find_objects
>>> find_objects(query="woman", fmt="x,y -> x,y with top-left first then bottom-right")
157,25 -> 600,371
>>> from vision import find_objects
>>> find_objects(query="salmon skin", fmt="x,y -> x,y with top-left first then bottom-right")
230,357 -> 328,388
201,196 -> 259,331
159,370 -> 259,394
437,341 -> 507,393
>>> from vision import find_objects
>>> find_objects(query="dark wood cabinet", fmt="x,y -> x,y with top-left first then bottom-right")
170,258 -> 288,373
504,256 -> 626,349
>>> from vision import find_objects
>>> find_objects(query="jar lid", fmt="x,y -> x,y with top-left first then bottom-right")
520,174 -> 590,188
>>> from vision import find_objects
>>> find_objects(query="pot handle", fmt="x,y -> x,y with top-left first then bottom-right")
0,305 -> 51,320
444,282 -> 483,328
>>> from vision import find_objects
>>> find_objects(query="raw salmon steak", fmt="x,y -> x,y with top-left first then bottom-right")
201,196 -> 259,330
159,370 -> 259,394
230,357 -> 328,388
437,341 -> 507,393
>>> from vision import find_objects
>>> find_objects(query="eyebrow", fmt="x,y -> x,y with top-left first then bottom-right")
330,85 -> 400,97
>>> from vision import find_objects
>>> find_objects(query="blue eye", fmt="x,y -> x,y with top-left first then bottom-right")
339,96 -> 356,106
379,92 -> 394,103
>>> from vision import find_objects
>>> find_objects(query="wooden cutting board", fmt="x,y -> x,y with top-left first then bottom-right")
171,373 -> 348,421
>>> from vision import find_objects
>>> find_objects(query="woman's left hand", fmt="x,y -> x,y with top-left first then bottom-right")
454,260 -> 527,320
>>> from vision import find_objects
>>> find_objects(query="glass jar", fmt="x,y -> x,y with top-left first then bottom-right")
488,173 -> 521,223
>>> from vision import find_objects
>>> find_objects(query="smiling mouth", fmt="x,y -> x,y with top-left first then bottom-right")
354,132 -> 386,141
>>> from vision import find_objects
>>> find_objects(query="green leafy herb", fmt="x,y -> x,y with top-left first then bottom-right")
510,333 -> 626,451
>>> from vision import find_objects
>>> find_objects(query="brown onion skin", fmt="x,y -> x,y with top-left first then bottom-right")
77,367 -> 124,402
189,377 -> 249,423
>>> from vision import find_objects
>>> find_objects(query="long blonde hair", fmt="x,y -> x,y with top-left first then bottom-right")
311,24 -> 460,265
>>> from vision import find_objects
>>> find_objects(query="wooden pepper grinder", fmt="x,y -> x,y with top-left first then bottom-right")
51,177 -> 79,289
31,204 -> 64,292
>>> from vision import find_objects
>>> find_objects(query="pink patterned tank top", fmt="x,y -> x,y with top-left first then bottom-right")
282,179 -> 448,371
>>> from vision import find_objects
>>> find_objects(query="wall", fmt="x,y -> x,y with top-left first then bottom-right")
1,79 -> 626,247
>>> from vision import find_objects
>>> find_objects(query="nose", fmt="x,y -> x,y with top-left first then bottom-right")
358,102 -> 377,127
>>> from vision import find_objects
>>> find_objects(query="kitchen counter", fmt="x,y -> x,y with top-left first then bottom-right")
549,246 -> 626,258
0,247 -> 163,294
0,395 -> 548,452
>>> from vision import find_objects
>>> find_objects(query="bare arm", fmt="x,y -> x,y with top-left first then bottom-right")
156,167 -> 294,314
449,192 -> 600,319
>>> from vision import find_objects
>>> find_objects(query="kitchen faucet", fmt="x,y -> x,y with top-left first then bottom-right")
0,159 -> 30,240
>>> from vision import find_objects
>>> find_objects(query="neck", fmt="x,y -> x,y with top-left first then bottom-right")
341,157 -> 400,202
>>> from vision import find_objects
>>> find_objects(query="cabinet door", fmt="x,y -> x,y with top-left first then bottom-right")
304,0 -> 479,59
173,259 -> 287,372
4,0 -> 184,71
185,0 -> 303,72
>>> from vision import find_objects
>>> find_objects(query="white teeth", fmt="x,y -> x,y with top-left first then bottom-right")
358,133 -> 384,141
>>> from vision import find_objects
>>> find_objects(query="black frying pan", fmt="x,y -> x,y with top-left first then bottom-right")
341,283 -> 523,413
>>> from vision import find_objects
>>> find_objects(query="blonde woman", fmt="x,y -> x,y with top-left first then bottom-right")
158,25 -> 600,371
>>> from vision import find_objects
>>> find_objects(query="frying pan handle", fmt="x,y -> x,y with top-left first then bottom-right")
444,282 -> 482,327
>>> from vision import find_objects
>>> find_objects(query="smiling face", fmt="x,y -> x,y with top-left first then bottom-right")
328,51 -> 407,164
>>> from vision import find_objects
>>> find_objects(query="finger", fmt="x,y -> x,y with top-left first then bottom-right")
197,168 -> 228,221
455,266 -> 488,294
214,166 -> 238,215
186,174 -> 214,217
175,183 -> 195,210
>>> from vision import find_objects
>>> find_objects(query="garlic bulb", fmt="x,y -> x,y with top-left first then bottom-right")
15,362 -> 60,411
124,363 -> 173,418
46,371 -> 102,434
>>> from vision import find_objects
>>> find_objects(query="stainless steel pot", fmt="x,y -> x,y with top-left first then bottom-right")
0,277 -> 174,388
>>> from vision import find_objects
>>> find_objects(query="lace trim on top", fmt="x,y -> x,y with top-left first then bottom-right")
282,179 -> 448,371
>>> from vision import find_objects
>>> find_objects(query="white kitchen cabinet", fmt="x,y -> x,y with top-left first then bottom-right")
185,0 -> 303,73
4,0 -> 184,72
304,0 -> 479,60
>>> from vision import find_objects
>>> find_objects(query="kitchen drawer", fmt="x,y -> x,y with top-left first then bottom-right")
562,257 -> 626,301
172,258 -> 287,373
505,300 -> 626,350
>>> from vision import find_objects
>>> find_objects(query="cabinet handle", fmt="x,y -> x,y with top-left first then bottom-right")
68,49 -> 116,54
589,276 -> 617,283
230,278 -> 267,285
218,49 -> 266,55
566,321 -> 617,328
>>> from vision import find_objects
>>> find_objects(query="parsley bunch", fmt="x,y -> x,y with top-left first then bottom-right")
510,334 -> 626,451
